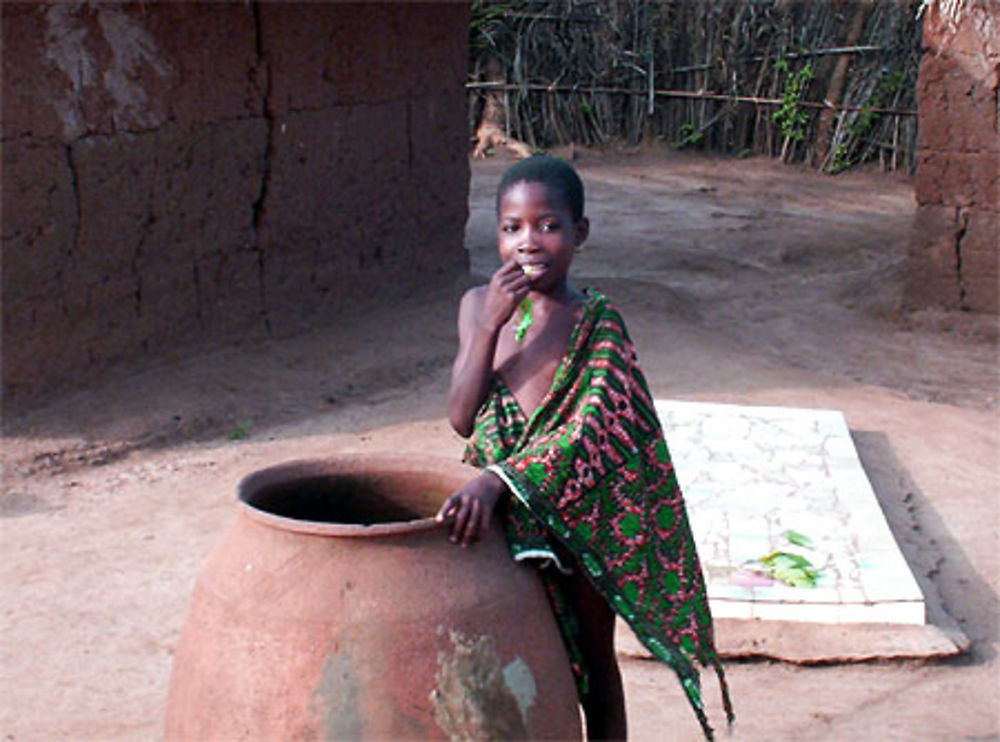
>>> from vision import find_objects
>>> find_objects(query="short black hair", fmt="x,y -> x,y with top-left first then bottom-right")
495,155 -> 585,222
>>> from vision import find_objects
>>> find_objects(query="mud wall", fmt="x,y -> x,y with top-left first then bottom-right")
908,1 -> 999,314
2,2 -> 470,412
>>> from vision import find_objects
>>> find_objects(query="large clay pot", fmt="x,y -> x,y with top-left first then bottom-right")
165,455 -> 582,740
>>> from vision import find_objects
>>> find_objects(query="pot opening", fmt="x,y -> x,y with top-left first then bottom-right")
240,470 -> 446,526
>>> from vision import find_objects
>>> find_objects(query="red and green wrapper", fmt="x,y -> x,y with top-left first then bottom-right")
463,288 -> 734,739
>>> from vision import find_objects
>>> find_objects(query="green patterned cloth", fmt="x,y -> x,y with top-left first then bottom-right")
463,288 -> 733,739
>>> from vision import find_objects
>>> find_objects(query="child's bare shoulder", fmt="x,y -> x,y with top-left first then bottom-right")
455,286 -> 491,340
462,284 -> 488,302
458,285 -> 488,315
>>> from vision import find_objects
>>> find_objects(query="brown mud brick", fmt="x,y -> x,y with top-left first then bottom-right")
905,204 -> 999,313
82,275 -> 143,327
256,243 -> 330,334
70,133 -> 159,272
2,3 -> 175,140
1,4 -> 74,140
0,140 -> 76,301
56,264 -> 96,320
260,3 -> 467,111
910,0 -> 999,313
917,60 -> 999,153
914,150 -> 947,206
44,299 -> 127,376
918,0 -> 1000,154
257,101 -> 453,327
943,8 -> 999,63
190,250 -> 264,332
180,123 -> 268,249
260,4 -> 407,110
73,320 -> 138,372
915,56 -> 959,152
262,103 -> 409,238
916,150 -> 1000,208
136,121 -> 265,269
2,3 -> 470,412
922,0 -> 1000,68
959,209 -> 1000,313
953,83 -> 1000,153
1,297 -> 71,393
409,94 -> 473,221
137,289 -> 203,347
905,205 -> 964,310
970,151 -> 1000,208
140,3 -> 263,129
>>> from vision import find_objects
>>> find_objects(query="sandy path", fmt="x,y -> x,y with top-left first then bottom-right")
2,151 -> 997,740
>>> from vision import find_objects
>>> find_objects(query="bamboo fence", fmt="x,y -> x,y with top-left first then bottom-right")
468,0 -> 922,173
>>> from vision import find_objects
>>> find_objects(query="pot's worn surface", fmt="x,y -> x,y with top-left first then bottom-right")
165,455 -> 582,740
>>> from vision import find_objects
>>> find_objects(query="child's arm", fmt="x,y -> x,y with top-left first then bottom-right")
447,259 -> 530,437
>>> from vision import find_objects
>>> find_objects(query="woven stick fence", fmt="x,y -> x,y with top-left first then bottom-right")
469,0 -> 922,173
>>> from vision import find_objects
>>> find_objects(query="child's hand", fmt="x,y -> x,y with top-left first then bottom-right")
435,471 -> 507,548
481,259 -> 531,332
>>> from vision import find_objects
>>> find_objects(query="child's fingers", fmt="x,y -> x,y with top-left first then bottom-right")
460,499 -> 482,548
440,472 -> 501,547
483,269 -> 530,329
498,258 -> 523,276
450,499 -> 471,544
435,496 -> 458,523
498,273 -> 529,298
480,499 -> 495,530
498,276 -> 530,307
509,275 -> 531,294
492,262 -> 522,289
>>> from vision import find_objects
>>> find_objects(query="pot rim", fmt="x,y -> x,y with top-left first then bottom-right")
236,455 -> 475,538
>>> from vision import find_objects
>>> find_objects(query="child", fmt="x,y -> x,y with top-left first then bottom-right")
436,156 -> 732,740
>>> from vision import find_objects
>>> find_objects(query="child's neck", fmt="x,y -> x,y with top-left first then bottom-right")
529,280 -> 581,306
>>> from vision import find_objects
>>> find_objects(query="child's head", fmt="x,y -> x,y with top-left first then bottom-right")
494,156 -> 589,290
495,155 -> 585,222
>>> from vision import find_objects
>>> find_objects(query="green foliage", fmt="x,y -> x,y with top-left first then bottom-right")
771,59 -> 814,144
469,0 -> 513,54
830,68 -> 911,173
750,529 -> 821,588
758,551 -> 821,588
831,142 -> 851,173
781,529 -> 814,549
227,421 -> 251,441
464,1 -> 919,171
514,298 -> 534,342
671,122 -> 704,149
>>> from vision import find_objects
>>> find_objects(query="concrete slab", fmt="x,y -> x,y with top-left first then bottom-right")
638,399 -> 968,661
617,616 -> 967,664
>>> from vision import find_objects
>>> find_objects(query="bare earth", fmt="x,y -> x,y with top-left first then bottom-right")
2,150 -> 998,740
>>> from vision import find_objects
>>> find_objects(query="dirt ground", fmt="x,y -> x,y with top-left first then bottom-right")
2,149 -> 998,740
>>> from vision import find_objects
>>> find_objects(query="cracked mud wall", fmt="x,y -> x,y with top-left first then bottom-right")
1,2 -> 470,412
907,1 -> 999,314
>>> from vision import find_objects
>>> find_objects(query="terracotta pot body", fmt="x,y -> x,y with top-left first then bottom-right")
165,456 -> 582,740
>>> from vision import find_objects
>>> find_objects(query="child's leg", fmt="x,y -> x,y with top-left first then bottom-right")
565,566 -> 626,741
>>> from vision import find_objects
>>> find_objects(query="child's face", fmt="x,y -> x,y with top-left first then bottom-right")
496,181 -> 588,291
